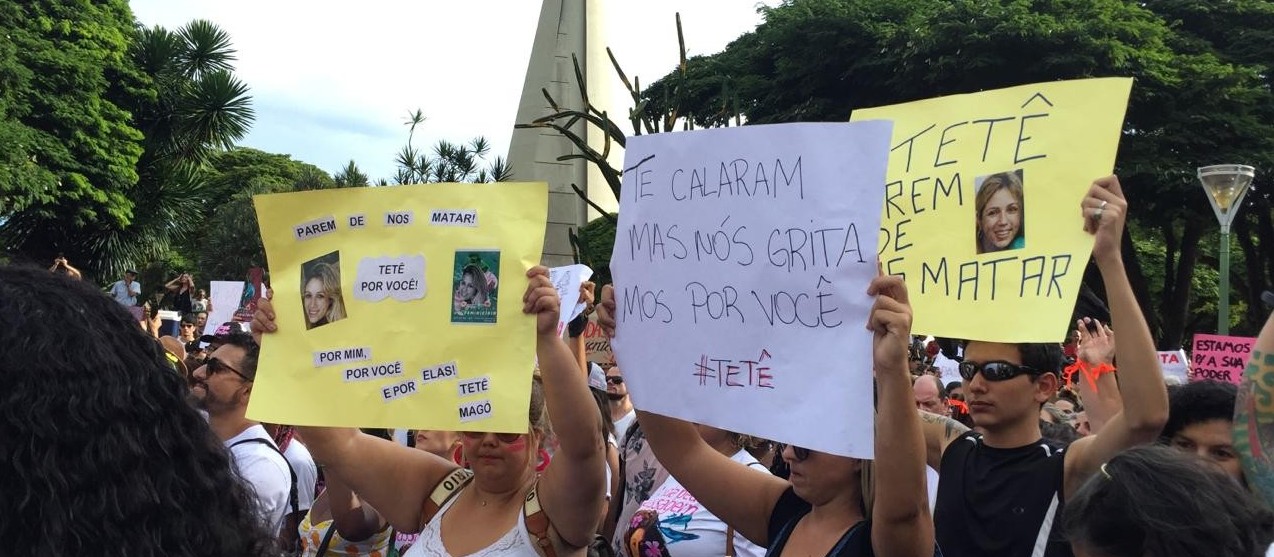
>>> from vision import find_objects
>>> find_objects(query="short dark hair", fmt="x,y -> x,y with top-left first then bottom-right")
1019,343 -> 1066,375
1161,380 -> 1238,441
945,381 -> 962,392
1064,445 -> 1274,557
0,264 -> 277,555
219,332 -> 260,380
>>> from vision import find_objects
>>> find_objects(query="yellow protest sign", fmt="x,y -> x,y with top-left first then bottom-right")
246,183 -> 548,432
851,78 -> 1132,342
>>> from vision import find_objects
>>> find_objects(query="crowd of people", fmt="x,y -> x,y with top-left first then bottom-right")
4,174 -> 1274,557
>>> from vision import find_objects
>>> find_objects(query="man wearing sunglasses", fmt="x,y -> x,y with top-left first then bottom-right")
917,176 -> 1169,557
606,366 -> 637,440
189,331 -> 297,549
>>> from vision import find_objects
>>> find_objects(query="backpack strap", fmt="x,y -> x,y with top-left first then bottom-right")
230,437 -> 299,515
313,524 -> 337,557
418,467 -> 473,530
524,481 -> 558,557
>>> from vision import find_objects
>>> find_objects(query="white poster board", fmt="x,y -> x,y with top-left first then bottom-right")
610,122 -> 892,458
1158,349 -> 1189,383
550,264 -> 593,335
202,281 -> 246,341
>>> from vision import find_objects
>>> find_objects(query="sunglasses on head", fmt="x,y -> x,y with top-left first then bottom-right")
958,360 -> 1038,382
606,376 -> 624,385
461,431 -> 525,443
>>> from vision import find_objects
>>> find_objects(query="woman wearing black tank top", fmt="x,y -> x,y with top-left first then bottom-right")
596,275 -> 936,557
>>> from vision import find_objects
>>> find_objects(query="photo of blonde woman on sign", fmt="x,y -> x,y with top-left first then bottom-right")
974,169 -> 1026,254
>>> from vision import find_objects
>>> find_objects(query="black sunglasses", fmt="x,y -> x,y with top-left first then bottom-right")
606,376 -> 624,385
959,360 -> 1038,382
206,357 -> 251,382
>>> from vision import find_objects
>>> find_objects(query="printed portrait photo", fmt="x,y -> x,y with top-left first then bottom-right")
451,250 -> 501,325
974,169 -> 1026,254
300,251 -> 347,330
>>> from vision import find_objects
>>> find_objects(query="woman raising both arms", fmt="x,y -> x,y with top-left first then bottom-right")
596,273 -> 936,557
253,266 -> 605,557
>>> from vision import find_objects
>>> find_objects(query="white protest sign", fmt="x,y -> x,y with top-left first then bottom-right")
202,281 -> 246,341
550,264 -> 594,335
610,122 -> 892,458
1158,349 -> 1189,383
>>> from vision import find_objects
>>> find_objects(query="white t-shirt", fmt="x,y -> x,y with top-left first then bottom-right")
614,409 -> 637,443
226,424 -> 293,533
623,449 -> 768,557
282,439 -> 318,512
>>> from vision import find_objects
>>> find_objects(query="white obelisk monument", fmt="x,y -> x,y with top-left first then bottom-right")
507,0 -> 619,266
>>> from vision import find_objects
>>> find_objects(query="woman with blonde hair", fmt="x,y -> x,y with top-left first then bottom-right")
974,171 -> 1025,254
302,262 -> 346,329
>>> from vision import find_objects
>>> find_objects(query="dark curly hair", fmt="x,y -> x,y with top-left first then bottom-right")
0,265 -> 277,556
1064,445 -> 1274,557
1162,380 -> 1238,442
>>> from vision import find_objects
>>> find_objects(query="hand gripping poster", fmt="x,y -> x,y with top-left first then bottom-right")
247,182 -> 548,432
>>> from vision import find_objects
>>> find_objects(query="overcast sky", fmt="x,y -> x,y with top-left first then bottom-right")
128,1 -> 775,181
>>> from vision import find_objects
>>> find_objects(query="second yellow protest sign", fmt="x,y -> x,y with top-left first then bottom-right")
247,183 -> 548,432
851,78 -> 1132,342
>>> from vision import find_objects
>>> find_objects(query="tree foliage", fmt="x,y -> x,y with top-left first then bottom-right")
0,10 -> 255,282
642,0 -> 1274,344
0,0 -> 146,226
390,109 -> 512,184
192,148 -> 334,281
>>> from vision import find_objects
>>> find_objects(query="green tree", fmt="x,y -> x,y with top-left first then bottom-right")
334,160 -> 370,187
391,110 -> 512,184
0,0 -> 146,229
193,147 -> 334,281
642,0 -> 1274,346
0,15 -> 254,282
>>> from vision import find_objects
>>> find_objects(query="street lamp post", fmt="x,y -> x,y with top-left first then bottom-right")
1197,164 -> 1256,335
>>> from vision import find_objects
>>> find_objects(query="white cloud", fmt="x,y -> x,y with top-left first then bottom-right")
128,0 -> 773,181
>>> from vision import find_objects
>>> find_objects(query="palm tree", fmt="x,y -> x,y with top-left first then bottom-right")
334,160 -> 370,187
390,109 -> 512,185
0,19 -> 254,280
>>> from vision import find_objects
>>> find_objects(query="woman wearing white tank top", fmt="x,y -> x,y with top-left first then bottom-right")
252,267 -> 606,557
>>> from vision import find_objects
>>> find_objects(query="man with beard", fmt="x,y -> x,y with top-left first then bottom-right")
606,366 -> 636,438
189,332 -> 297,545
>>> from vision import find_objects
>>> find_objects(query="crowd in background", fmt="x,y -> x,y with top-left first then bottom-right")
5,176 -> 1274,557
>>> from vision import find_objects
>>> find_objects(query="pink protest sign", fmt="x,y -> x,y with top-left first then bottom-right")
1190,334 -> 1256,384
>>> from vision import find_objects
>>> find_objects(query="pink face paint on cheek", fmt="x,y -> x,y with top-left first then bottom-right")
503,436 -> 528,452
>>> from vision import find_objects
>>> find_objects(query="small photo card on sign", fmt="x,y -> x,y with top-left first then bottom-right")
610,122 -> 892,458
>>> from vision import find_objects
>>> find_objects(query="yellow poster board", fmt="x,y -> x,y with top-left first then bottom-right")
851,78 -> 1132,342
247,182 -> 548,432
